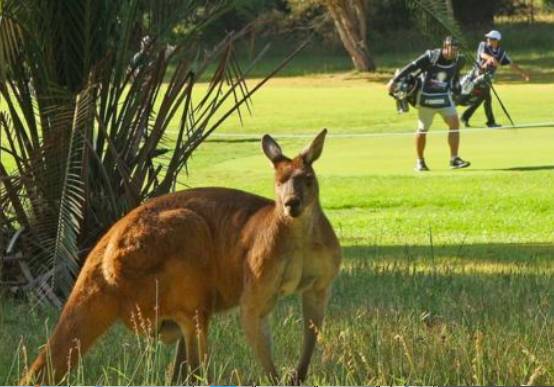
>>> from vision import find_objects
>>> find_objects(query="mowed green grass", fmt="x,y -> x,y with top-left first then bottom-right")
1,73 -> 554,385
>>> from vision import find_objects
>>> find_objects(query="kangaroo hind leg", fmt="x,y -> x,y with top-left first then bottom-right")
172,311 -> 210,384
19,288 -> 119,385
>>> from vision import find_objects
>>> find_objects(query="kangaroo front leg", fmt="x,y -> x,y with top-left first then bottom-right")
240,293 -> 279,382
293,286 -> 329,384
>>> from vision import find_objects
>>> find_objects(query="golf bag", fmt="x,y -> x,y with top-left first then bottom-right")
389,70 -> 421,113
454,67 -> 493,107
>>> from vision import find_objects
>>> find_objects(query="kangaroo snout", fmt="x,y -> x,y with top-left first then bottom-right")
284,197 -> 302,217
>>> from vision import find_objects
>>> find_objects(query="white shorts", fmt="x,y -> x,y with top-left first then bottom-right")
417,105 -> 458,132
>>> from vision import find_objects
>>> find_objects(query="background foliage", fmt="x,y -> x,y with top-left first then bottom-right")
0,0 -> 299,302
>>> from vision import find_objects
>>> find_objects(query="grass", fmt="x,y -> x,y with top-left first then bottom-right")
2,42 -> 554,384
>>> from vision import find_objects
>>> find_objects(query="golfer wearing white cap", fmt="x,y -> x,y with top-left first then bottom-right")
461,30 -> 530,128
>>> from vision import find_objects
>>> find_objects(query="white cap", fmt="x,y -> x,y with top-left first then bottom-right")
485,30 -> 502,40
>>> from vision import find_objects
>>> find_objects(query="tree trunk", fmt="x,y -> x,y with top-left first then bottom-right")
326,0 -> 376,72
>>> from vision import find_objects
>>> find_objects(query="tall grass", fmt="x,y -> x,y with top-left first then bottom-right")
3,243 -> 553,384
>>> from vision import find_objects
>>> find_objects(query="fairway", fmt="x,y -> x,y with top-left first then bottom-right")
2,76 -> 554,385
198,75 -> 554,135
181,76 -> 554,244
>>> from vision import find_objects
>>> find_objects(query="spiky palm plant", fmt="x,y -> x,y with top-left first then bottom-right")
408,0 -> 469,52
0,0 -> 303,304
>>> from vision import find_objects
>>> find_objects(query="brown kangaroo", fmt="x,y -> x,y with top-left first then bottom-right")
19,129 -> 341,385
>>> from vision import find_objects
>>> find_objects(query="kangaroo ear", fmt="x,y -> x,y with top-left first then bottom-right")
262,134 -> 284,164
301,128 -> 327,164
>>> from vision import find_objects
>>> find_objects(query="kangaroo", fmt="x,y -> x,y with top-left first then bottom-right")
19,129 -> 341,385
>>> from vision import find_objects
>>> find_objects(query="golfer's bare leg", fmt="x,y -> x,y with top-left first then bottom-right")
444,114 -> 460,157
416,107 -> 433,160
416,131 -> 426,159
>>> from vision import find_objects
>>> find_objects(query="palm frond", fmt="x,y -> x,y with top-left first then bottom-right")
407,0 -> 472,61
1,0 -> 306,305
51,86 -> 95,297
0,5 -> 23,82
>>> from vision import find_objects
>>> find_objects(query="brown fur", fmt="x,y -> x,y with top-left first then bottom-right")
19,129 -> 341,385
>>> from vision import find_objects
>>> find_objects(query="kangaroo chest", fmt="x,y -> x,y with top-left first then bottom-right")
279,241 -> 321,296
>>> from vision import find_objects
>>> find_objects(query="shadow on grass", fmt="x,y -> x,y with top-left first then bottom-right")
472,165 -> 554,172
342,242 -> 554,265
500,165 -> 554,171
331,242 -> 554,325
206,138 -> 260,144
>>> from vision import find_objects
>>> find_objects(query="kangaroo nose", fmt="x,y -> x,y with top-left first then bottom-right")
284,198 -> 300,208
284,198 -> 302,217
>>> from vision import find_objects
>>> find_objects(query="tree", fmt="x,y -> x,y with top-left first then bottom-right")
451,0 -> 499,26
0,0 -> 302,304
326,0 -> 375,71
288,0 -> 464,73
288,0 -> 376,72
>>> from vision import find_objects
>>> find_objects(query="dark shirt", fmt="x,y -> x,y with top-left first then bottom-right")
476,41 -> 512,74
393,48 -> 464,108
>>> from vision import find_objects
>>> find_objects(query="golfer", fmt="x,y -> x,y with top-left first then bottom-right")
388,36 -> 470,171
461,30 -> 530,128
